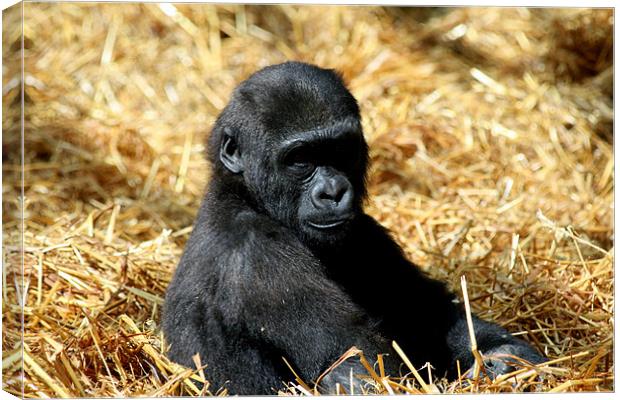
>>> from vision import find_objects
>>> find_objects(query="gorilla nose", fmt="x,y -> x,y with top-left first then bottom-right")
311,176 -> 353,211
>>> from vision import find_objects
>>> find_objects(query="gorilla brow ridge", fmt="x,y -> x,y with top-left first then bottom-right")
277,117 -> 361,147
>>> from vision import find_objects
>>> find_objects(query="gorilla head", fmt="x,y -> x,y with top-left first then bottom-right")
207,62 -> 369,245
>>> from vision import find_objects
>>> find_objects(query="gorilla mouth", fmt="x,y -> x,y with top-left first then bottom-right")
307,219 -> 349,230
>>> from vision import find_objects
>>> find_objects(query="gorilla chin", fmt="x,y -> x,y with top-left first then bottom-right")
302,216 -> 355,246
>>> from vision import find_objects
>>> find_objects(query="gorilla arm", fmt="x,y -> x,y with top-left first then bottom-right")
345,215 -> 546,379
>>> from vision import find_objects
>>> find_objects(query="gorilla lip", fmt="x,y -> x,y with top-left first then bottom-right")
307,219 -> 348,229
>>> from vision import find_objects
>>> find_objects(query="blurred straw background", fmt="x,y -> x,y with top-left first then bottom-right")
2,3 -> 613,396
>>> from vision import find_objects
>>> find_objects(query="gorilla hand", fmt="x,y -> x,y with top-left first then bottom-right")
468,343 -> 547,380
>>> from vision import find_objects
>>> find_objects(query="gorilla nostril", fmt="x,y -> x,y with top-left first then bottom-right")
311,187 -> 331,209
319,191 -> 333,201
319,188 -> 345,205
334,186 -> 347,203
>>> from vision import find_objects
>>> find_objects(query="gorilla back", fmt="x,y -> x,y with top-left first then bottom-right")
162,61 -> 545,395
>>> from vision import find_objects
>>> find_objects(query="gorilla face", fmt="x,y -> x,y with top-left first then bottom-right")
278,125 -> 366,243
219,119 -> 367,246
213,63 -> 369,246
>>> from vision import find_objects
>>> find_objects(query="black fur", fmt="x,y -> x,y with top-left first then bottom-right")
162,61 -> 545,395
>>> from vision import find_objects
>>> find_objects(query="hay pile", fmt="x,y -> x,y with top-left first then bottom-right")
2,4 -> 613,396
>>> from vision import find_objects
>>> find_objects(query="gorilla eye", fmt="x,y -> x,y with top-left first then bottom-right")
288,161 -> 314,175
281,147 -> 315,175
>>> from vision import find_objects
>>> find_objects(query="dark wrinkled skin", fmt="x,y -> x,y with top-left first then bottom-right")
162,61 -> 546,395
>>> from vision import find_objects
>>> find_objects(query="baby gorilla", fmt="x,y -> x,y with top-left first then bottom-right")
163,61 -> 545,395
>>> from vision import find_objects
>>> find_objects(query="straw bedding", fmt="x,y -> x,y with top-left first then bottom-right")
2,4 -> 613,396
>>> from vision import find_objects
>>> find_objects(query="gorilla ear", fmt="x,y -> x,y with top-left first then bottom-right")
220,129 -> 244,173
